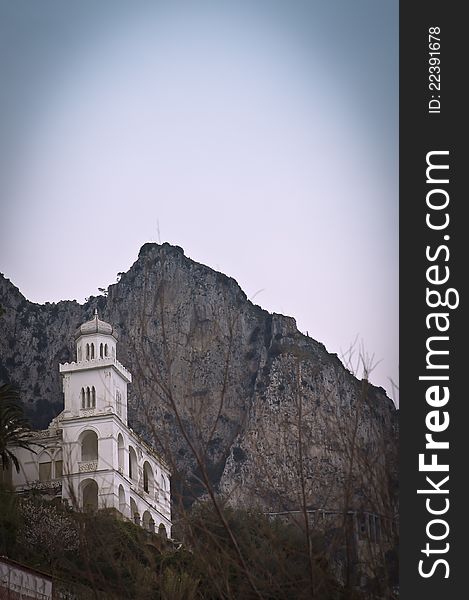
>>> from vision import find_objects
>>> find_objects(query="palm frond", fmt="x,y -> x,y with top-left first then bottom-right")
0,383 -> 34,472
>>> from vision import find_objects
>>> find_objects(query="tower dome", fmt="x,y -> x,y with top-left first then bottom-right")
73,310 -> 118,363
75,310 -> 117,339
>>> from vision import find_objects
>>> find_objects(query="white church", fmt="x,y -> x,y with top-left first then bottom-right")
9,311 -> 172,537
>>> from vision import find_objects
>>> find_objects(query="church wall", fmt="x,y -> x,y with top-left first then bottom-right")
10,446 -> 40,487
9,313 -> 171,537
62,365 -> 128,423
10,425 -> 171,533
11,434 -> 62,490
59,415 -> 171,521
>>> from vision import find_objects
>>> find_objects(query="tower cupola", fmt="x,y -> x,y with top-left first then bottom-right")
75,310 -> 117,362
75,309 -> 116,338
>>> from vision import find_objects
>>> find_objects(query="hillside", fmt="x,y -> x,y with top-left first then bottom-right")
0,243 -> 398,517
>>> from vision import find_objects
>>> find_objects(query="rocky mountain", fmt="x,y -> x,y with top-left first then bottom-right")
0,242 -> 398,519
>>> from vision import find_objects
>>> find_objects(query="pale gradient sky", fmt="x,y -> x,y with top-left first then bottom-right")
0,0 -> 398,402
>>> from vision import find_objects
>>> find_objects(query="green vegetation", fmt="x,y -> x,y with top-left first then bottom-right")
0,490 -> 357,599
0,383 -> 34,472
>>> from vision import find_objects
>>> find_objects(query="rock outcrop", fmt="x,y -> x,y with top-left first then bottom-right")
0,243 -> 398,519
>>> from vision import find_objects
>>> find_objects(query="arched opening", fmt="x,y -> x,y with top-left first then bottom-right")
160,474 -> 167,491
117,434 -> 124,473
99,343 -> 103,358
81,430 -> 98,462
130,497 -> 138,521
143,462 -> 154,495
54,450 -> 63,479
86,386 -> 91,408
118,485 -> 126,516
86,343 -> 90,360
129,446 -> 138,482
91,386 -> 96,408
90,343 -> 95,359
38,452 -> 52,481
158,523 -> 167,539
81,388 -> 85,409
142,510 -> 152,531
105,343 -> 108,357
82,479 -> 98,511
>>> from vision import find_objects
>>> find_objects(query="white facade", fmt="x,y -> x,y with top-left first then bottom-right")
9,312 -> 171,537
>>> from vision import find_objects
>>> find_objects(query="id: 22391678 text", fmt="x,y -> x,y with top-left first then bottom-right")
428,27 -> 441,114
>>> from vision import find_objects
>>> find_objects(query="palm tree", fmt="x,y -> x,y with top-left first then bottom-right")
0,383 -> 34,472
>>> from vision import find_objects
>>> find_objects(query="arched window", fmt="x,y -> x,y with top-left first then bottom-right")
143,462 -> 154,495
86,387 -> 91,408
116,390 -> 122,416
38,452 -> 52,481
158,523 -> 167,539
91,386 -> 96,408
142,510 -> 152,531
130,497 -> 139,521
81,388 -> 85,409
90,343 -> 95,359
82,479 -> 98,511
117,434 -> 124,473
129,446 -> 138,482
99,343 -> 103,358
105,343 -> 108,357
118,485 -> 126,516
160,474 -> 167,491
86,343 -> 90,360
81,430 -> 98,462
54,450 -> 63,479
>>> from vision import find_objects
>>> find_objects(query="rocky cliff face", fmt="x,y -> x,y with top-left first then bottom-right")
0,243 -> 398,517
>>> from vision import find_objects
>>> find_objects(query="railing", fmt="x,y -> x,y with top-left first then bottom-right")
78,461 -> 98,473
27,428 -> 62,440
59,357 -> 132,381
79,408 -> 96,417
16,480 -> 62,493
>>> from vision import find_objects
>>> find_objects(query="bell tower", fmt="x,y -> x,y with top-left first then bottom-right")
59,310 -> 131,424
13,312 -> 171,536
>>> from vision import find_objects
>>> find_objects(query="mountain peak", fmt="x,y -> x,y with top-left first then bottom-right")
0,246 -> 397,521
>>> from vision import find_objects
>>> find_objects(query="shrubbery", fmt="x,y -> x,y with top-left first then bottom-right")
0,487 -> 356,599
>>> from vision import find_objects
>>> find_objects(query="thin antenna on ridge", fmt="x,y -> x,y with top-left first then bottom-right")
156,219 -> 161,244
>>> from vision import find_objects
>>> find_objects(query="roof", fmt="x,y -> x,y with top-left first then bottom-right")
75,310 -> 117,339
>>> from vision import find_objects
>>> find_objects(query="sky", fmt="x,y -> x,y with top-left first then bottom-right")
0,0 -> 398,402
